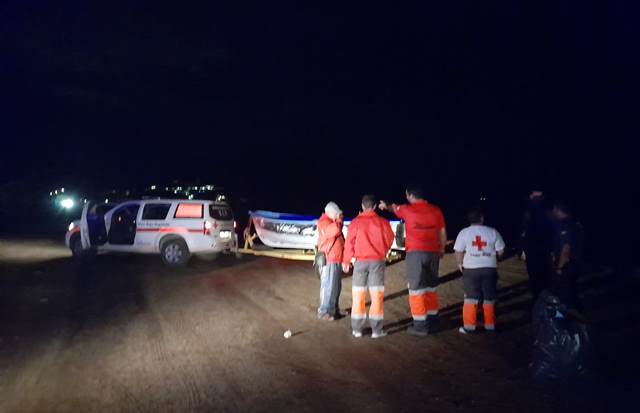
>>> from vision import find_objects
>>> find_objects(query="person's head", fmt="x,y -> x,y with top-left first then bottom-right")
467,207 -> 484,225
324,201 -> 343,220
361,194 -> 377,211
405,185 -> 424,203
529,188 -> 545,200
552,200 -> 571,220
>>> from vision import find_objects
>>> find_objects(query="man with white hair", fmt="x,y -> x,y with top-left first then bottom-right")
316,201 -> 345,320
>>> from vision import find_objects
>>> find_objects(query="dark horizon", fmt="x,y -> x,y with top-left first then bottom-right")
1,2 -> 637,263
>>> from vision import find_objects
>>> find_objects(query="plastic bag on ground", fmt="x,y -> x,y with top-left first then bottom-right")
530,293 -> 593,381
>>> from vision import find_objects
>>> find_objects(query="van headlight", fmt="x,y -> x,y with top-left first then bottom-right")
68,222 -> 75,231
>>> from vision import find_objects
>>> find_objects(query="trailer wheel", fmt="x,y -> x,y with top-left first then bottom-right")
197,252 -> 220,262
160,237 -> 191,266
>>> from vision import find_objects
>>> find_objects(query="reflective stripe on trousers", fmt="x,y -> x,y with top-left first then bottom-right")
351,261 -> 385,334
408,288 -> 439,321
461,267 -> 498,330
462,297 -> 496,330
406,252 -> 440,330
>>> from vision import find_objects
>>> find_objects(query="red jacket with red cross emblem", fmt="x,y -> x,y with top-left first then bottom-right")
393,200 -> 446,253
342,210 -> 394,264
317,213 -> 344,264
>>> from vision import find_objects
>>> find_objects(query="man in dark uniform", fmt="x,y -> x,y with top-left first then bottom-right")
520,189 -> 554,302
551,201 -> 584,309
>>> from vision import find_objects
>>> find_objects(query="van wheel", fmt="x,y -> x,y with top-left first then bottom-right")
71,235 -> 84,257
161,238 -> 190,266
71,236 -> 96,260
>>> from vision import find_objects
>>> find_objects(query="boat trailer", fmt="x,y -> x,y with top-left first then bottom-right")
237,220 -> 404,264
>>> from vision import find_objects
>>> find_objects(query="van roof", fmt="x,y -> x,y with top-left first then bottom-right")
128,199 -> 228,204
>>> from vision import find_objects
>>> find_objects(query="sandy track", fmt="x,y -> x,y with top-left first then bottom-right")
0,240 -> 635,412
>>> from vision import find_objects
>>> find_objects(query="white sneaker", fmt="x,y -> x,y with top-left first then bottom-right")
459,327 -> 476,335
352,330 -> 363,338
371,331 -> 387,339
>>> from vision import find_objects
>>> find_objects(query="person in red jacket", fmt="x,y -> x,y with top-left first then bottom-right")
343,195 -> 394,338
317,202 -> 345,320
380,185 -> 446,337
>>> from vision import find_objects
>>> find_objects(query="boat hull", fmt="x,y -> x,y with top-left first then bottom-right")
250,210 -> 405,251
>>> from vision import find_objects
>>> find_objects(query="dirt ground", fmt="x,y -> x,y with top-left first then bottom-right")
0,239 -> 638,413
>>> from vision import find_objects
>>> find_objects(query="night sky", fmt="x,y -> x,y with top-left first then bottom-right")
1,2 -> 638,256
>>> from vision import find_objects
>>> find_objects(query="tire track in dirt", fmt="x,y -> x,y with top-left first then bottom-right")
132,272 -> 207,413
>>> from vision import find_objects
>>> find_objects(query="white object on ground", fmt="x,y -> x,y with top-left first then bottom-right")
283,330 -> 292,339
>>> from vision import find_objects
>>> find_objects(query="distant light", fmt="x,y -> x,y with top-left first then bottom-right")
188,194 -> 194,200
49,191 -> 53,196
54,190 -> 58,195
60,198 -> 74,209
68,222 -> 75,231
105,198 -> 109,203
83,199 -> 87,203
150,185 -> 156,190
61,187 -> 65,193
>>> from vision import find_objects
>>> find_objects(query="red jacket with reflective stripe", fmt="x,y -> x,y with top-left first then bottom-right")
394,200 -> 445,253
343,210 -> 394,264
317,213 -> 344,264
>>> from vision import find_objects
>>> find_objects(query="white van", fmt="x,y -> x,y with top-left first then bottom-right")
65,199 -> 237,266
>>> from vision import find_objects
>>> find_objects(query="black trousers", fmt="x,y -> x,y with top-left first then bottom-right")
552,266 -> 580,309
462,268 -> 498,302
525,251 -> 552,300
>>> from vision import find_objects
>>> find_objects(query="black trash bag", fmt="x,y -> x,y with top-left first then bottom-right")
532,289 -> 555,337
530,296 -> 593,381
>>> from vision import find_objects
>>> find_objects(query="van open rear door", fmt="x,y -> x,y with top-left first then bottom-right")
80,202 -> 91,249
80,201 -> 110,249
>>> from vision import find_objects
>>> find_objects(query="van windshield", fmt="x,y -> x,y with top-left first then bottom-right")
209,205 -> 233,221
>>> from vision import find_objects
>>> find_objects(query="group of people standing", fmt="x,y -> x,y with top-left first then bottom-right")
316,185 -> 583,339
317,185 -> 476,338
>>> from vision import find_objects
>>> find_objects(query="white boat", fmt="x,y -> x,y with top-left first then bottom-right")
249,210 -> 405,250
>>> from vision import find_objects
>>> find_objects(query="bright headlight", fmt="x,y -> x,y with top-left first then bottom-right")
68,222 -> 75,231
60,198 -> 74,209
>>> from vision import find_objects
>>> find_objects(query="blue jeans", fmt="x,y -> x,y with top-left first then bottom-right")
318,263 -> 342,317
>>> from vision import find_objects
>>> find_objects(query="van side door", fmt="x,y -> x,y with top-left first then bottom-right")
106,202 -> 141,246
136,202 -> 173,252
